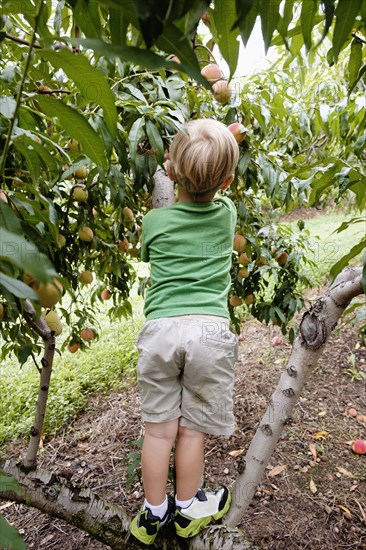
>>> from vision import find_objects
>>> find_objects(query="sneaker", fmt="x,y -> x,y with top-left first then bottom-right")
174,486 -> 231,538
130,496 -> 175,545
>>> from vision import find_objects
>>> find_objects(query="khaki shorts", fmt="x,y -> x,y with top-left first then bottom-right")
136,315 -> 238,436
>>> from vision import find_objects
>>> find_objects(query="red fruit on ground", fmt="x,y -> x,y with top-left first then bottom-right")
272,336 -> 282,346
351,439 -> 366,454
347,408 -> 358,417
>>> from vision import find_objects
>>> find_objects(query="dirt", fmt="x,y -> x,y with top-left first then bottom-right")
2,315 -> 366,550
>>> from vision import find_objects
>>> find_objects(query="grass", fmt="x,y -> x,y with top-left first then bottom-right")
0,209 -> 364,445
0,296 -> 145,445
287,208 -> 365,285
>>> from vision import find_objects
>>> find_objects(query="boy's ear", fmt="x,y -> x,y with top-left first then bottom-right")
165,160 -> 175,181
220,174 -> 234,191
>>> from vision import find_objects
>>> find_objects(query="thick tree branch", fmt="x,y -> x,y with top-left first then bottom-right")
4,32 -> 42,49
225,267 -> 363,527
1,460 -> 256,550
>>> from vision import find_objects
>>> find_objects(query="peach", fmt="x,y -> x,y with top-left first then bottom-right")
227,122 -> 247,144
351,439 -> 366,454
201,63 -> 222,82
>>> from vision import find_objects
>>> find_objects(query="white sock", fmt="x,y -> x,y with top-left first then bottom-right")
175,496 -> 194,509
144,496 -> 168,519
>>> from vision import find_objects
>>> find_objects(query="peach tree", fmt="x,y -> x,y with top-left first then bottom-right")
0,0 -> 365,546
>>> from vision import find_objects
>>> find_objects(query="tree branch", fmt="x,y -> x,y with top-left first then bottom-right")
4,32 -> 42,49
1,460 -> 256,550
21,301 -> 56,471
225,266 -> 364,527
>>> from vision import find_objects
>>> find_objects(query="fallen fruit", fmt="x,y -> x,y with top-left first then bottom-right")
78,227 -> 94,242
229,295 -> 243,307
351,439 -> 366,454
272,336 -> 282,346
212,80 -> 233,104
201,63 -> 222,82
227,122 -> 247,144
348,408 -> 358,417
233,234 -> 247,253
78,270 -> 93,284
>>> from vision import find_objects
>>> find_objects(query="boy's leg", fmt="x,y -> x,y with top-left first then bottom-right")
130,419 -> 178,545
141,419 -> 179,504
175,426 -> 204,501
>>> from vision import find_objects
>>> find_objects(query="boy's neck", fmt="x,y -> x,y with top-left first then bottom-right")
177,185 -> 216,203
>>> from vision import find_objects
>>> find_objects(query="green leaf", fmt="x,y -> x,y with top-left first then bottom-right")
348,64 -> 366,96
156,24 -> 207,86
333,0 -> 363,62
238,0 -> 259,46
0,227 -> 57,282
146,120 -> 164,164
37,96 -> 108,170
109,7 -> 128,45
276,0 -> 296,45
1,0 -> 34,16
329,238 -> 366,282
0,272 -> 39,300
128,117 -> 145,162
212,0 -> 240,77
300,0 -> 317,51
73,0 -> 102,39
363,252 -> 366,294
333,217 -> 366,234
348,39 -> 362,85
0,201 -> 22,234
0,515 -> 26,550
36,48 -> 118,137
318,0 -> 335,44
309,162 -> 344,205
64,38 -> 206,84
259,0 -> 281,52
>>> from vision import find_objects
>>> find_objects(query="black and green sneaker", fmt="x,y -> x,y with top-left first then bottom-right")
174,486 -> 231,538
130,496 -> 175,545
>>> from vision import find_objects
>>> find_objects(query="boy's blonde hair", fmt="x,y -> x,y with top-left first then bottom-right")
169,119 -> 239,196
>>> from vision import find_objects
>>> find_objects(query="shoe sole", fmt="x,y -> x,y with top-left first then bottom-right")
175,489 -> 231,538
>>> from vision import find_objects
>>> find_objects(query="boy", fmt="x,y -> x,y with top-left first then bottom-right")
130,119 -> 239,544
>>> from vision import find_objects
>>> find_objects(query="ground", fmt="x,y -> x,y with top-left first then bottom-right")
3,312 -> 366,549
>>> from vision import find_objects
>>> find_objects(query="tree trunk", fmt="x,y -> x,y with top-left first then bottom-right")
22,300 -> 57,471
225,266 -> 364,527
1,459 -> 255,550
151,166 -> 175,208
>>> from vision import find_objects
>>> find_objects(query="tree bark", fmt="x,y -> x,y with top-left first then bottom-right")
225,266 -> 364,527
151,166 -> 175,208
22,300 -> 56,471
1,460 -> 255,550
